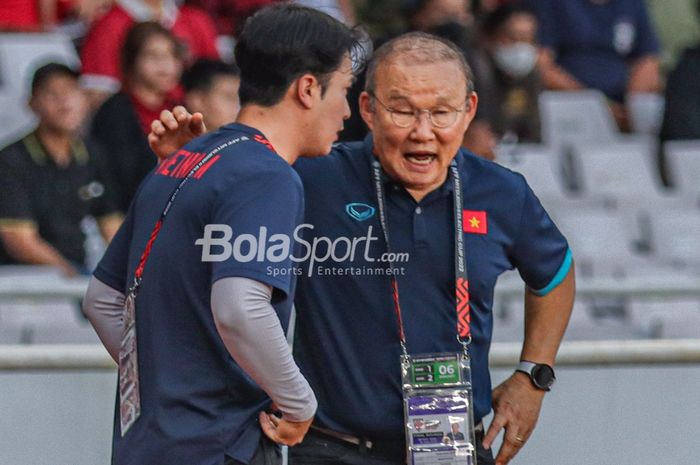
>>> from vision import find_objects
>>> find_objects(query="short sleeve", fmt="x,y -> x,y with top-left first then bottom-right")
210,165 -> 303,300
630,1 -> 660,58
508,176 -> 571,295
0,156 -> 35,226
93,202 -> 135,293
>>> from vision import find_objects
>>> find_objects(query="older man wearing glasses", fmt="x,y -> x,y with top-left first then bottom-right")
151,32 -> 575,465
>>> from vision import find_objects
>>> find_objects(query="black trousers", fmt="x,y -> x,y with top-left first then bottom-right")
288,428 -> 495,465
225,436 -> 282,465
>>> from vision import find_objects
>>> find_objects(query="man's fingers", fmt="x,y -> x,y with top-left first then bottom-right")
172,105 -> 190,122
159,109 -> 178,130
495,434 -> 523,465
189,112 -> 207,136
258,412 -> 279,443
482,415 -> 506,449
150,120 -> 165,135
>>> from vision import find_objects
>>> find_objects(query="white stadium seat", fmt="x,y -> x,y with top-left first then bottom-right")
664,140 -> 700,206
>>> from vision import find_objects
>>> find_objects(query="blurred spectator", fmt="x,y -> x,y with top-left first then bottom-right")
90,22 -> 184,212
531,0 -> 662,131
296,0 -> 357,24
464,3 -> 541,159
184,0 -> 278,36
0,0 -> 59,31
405,0 -> 472,30
659,0 -> 700,142
0,63 -> 121,276
182,59 -> 240,131
80,0 -> 218,107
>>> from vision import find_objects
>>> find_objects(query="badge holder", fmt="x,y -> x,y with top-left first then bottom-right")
118,283 -> 141,436
401,347 -> 477,465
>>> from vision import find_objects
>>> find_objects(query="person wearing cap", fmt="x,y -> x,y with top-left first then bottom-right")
151,32 -> 575,465
0,62 -> 121,276
82,5 -> 360,464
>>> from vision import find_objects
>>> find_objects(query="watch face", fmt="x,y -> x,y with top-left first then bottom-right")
531,364 -> 555,390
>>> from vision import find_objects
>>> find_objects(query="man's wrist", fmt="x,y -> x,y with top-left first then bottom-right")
515,360 -> 556,391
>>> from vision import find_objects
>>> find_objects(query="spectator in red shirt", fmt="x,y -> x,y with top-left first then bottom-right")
90,21 -> 184,212
184,0 -> 279,36
80,0 -> 218,107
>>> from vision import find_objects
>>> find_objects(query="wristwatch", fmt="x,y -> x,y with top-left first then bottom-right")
516,360 -> 556,391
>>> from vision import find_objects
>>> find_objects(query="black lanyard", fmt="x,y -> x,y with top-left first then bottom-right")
129,136 -> 247,295
371,159 -> 472,357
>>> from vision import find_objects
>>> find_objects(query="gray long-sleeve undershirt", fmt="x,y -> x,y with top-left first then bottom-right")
82,276 -> 316,422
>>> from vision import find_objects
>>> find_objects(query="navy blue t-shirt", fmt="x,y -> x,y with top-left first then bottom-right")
533,0 -> 660,102
94,123 -> 304,465
292,136 -> 571,446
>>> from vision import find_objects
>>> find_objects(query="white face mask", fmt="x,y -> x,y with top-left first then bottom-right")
492,42 -> 538,78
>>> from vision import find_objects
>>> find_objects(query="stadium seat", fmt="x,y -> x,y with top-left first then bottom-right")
539,90 -> 619,148
495,144 -> 570,200
627,92 -> 665,135
0,32 -> 79,148
627,299 -> 700,339
569,138 -> 668,202
646,208 -> 700,272
664,140 -> 700,206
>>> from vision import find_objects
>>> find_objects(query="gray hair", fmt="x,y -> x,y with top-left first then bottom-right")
364,32 -> 475,96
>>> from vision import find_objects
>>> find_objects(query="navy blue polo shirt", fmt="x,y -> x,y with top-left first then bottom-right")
292,136 -> 571,446
533,0 -> 660,102
94,123 -> 303,465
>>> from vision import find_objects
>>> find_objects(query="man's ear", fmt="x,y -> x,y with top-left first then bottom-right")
461,91 -> 479,133
295,74 -> 320,110
358,91 -> 375,132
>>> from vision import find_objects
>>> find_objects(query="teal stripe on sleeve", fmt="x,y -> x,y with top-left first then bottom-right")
530,248 -> 573,296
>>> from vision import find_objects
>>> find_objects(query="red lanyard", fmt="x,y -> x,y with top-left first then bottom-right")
128,136 -> 246,295
371,159 -> 471,356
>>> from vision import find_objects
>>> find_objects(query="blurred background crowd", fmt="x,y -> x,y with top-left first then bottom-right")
0,0 -> 699,341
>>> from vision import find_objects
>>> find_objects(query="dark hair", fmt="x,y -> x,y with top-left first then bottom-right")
234,4 -> 362,107
121,21 -> 183,81
481,3 -> 535,38
30,62 -> 79,95
365,32 -> 474,95
181,58 -> 240,93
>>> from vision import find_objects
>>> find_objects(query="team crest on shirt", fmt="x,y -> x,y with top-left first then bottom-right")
613,19 -> 636,55
345,203 -> 376,221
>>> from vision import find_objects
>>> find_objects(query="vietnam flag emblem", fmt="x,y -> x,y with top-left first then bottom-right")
463,210 -> 488,235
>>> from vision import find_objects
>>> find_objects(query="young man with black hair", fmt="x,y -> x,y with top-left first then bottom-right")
82,5 -> 360,464
0,62 -> 121,276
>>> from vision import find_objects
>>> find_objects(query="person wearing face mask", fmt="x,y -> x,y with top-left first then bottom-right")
463,4 -> 541,159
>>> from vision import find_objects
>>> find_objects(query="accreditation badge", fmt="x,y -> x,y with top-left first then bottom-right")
118,291 -> 141,436
402,353 -> 476,465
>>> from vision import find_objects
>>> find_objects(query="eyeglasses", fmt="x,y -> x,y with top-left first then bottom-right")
370,92 -> 468,128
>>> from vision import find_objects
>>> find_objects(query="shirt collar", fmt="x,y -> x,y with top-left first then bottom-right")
22,131 -> 88,167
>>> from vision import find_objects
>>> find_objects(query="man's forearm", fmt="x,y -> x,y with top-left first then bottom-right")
539,49 -> 585,92
520,266 -> 576,365
0,227 -> 77,275
628,55 -> 661,94
82,276 -> 125,362
211,277 -> 317,422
